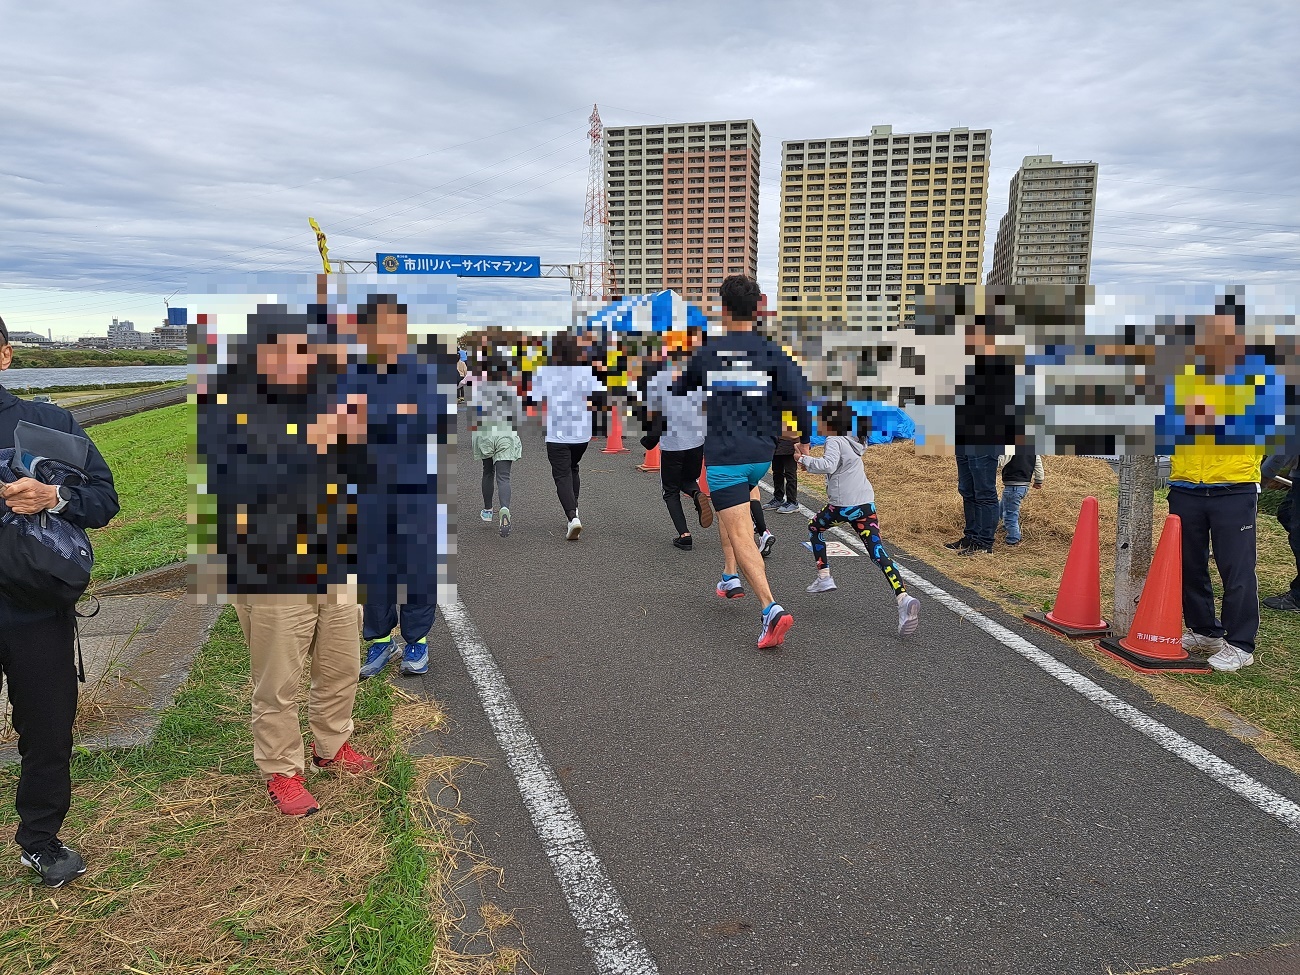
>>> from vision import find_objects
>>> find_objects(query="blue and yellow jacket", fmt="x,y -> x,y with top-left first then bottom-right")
1157,354 -> 1284,487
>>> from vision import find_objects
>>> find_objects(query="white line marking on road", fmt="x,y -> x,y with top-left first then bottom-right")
440,598 -> 660,974
762,480 -> 1300,832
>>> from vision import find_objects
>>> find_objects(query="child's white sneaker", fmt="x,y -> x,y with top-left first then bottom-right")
806,575 -> 837,594
897,593 -> 921,636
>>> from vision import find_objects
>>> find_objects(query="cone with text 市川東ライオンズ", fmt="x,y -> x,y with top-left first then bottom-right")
1097,514 -> 1212,674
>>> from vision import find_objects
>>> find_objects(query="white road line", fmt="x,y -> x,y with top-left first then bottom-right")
761,480 -> 1300,832
440,598 -> 660,975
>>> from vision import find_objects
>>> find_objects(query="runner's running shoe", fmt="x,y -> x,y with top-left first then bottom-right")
694,493 -> 714,529
897,593 -> 921,636
716,575 -> 745,599
778,501 -> 800,515
499,507 -> 511,538
566,516 -> 582,540
400,637 -> 429,676
806,575 -> 837,593
359,638 -> 400,680
757,531 -> 776,558
757,603 -> 793,649
480,509 -> 494,522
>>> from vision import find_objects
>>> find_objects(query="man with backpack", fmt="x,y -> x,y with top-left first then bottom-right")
0,314 -> 119,887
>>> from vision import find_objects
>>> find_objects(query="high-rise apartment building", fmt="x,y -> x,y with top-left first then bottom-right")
776,124 -> 991,325
988,155 -> 1098,285
604,119 -> 760,312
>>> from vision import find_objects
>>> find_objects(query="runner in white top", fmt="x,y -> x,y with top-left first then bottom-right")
530,331 -> 605,540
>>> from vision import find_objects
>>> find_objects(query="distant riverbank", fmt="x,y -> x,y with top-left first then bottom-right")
10,348 -> 187,368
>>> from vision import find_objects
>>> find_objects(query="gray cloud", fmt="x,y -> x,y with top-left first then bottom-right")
2,0 -> 1298,335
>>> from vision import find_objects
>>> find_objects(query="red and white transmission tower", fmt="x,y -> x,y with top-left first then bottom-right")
578,104 -> 619,303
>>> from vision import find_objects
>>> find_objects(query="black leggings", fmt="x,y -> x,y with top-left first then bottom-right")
481,459 -> 513,510
546,441 -> 588,520
660,445 -> 703,535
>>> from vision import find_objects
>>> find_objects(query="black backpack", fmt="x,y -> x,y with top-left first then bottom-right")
0,447 -> 95,613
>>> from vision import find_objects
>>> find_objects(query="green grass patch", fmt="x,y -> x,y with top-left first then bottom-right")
86,402 -> 191,581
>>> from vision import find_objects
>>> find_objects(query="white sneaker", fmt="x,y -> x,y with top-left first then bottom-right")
480,508 -> 494,522
566,517 -> 582,541
897,593 -> 921,636
1207,645 -> 1254,672
757,531 -> 776,558
807,575 -> 837,593
1183,631 -> 1227,655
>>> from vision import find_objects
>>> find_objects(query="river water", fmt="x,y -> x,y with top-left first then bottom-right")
0,366 -> 191,390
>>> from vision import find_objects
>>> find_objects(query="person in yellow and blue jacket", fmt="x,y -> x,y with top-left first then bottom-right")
1156,295 -> 1286,673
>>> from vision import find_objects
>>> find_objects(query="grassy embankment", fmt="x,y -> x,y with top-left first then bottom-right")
800,442 -> 1300,772
1,405 -> 522,972
9,348 -> 187,368
85,402 -> 191,581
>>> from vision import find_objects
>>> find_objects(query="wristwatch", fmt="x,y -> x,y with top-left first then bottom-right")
49,486 -> 71,515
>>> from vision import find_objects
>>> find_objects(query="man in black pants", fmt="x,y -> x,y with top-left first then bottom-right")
947,311 -> 1021,556
1261,452 -> 1300,612
0,315 -> 119,886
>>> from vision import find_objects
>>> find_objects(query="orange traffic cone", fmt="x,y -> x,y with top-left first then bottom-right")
602,402 -> 629,454
637,444 -> 661,472
1097,514 -> 1211,674
698,463 -> 710,496
1025,496 -> 1111,639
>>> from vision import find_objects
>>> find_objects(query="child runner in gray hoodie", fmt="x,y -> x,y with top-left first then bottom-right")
796,402 -> 921,636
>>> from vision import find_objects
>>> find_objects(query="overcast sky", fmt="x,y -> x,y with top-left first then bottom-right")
2,0 -> 1297,338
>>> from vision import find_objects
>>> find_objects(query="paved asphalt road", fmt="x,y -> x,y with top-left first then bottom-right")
405,414 -> 1300,975
71,384 -> 188,428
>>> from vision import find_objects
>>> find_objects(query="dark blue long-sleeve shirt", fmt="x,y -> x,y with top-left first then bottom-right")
671,330 -> 812,467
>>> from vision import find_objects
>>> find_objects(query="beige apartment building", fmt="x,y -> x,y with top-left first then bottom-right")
604,119 -> 761,313
989,156 -> 1098,285
775,124 -> 991,327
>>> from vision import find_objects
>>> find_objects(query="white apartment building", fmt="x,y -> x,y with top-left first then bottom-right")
989,156 -> 1098,285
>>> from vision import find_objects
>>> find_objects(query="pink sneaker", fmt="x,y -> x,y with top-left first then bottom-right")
267,773 -> 319,817
310,740 -> 377,774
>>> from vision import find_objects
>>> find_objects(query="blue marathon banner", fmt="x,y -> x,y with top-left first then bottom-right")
377,253 -> 541,277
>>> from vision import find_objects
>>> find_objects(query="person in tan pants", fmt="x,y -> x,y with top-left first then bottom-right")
200,310 -> 376,817
235,595 -> 371,813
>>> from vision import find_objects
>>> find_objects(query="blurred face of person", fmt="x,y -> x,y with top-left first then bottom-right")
256,334 -> 316,387
357,302 -> 409,360
1196,314 -> 1245,373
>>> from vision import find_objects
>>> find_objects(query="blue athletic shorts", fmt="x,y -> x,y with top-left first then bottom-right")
708,462 -> 770,511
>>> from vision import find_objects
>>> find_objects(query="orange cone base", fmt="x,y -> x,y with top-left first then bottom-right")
1095,636 -> 1212,675
602,440 -> 629,454
1024,611 -> 1111,640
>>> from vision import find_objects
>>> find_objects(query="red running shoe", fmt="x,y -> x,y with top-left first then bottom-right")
267,773 -> 319,817
311,740 -> 377,775
757,604 -> 793,650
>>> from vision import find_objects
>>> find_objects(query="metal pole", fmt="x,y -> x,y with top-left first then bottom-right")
1113,454 -> 1157,634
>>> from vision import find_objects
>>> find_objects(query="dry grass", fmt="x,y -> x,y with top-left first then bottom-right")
0,615 -> 532,974
800,441 -> 1300,773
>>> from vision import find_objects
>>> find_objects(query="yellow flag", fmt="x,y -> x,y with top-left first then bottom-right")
309,217 -> 331,274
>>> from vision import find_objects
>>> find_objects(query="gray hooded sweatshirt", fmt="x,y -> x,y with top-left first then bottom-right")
800,435 -> 874,507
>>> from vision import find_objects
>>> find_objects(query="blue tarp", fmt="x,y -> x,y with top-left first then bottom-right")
808,401 -> 916,446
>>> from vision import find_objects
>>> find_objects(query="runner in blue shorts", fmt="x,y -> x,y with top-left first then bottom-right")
672,275 -> 812,650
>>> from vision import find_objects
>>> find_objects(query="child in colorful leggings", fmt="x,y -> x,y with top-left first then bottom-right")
795,403 -> 921,636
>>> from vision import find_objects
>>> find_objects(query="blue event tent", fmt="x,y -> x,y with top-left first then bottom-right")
583,290 -> 709,334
